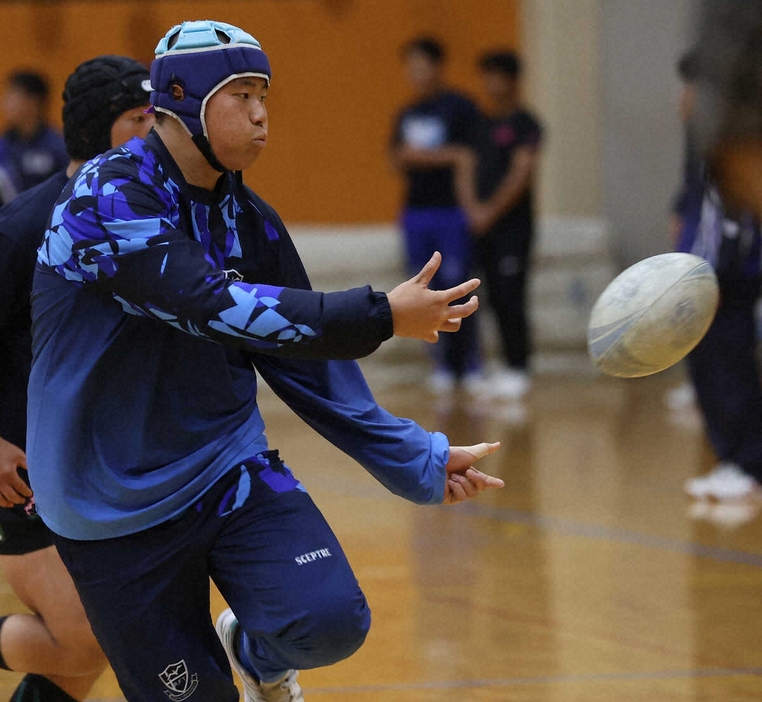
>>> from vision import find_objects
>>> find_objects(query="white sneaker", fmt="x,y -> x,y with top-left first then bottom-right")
461,372 -> 489,396
665,382 -> 696,410
215,609 -> 304,702
687,499 -> 760,529
488,368 -> 531,400
426,371 -> 456,395
684,462 -> 760,500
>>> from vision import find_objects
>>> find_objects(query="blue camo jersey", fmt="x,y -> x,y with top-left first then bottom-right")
28,131 -> 449,540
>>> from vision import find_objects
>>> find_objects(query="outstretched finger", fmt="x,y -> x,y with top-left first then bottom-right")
412,251 -> 442,286
456,441 -> 501,461
441,277 -> 480,303
439,318 -> 462,333
464,468 -> 505,490
443,295 -> 479,321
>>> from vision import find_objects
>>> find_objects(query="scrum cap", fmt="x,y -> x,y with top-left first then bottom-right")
63,55 -> 150,161
150,20 -> 271,171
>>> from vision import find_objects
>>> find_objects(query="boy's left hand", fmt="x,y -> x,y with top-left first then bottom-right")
443,442 -> 504,505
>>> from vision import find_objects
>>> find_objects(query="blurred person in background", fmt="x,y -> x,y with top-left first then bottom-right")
692,0 -> 762,219
666,45 -> 762,502
0,71 -> 68,196
681,188 -> 762,501
670,49 -> 704,252
390,36 -> 484,395
670,0 -> 762,500
0,55 -> 154,702
458,50 -> 543,401
0,170 -> 15,208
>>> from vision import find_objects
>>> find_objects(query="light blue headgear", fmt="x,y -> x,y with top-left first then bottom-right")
150,20 -> 271,171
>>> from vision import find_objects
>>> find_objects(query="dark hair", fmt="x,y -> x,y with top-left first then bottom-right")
677,48 -> 700,82
402,36 -> 445,63
479,50 -> 522,77
7,70 -> 49,100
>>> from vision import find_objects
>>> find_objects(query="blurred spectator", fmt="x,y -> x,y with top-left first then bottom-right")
682,189 -> 762,500
0,70 -> 68,195
459,50 -> 543,400
389,36 -> 483,395
661,41 -> 762,500
670,49 -> 704,250
691,0 -> 762,219
0,168 -> 15,207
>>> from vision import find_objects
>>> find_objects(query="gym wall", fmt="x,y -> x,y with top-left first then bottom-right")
0,0 -> 520,223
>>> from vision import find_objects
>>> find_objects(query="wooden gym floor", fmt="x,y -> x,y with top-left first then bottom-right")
2,362 -> 762,701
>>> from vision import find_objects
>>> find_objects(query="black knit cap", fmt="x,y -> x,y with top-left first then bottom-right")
62,55 -> 150,161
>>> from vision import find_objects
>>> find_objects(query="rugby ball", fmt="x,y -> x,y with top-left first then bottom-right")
587,252 -> 719,378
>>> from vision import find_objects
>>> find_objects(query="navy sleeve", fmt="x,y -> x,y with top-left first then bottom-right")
38,158 -> 394,361
253,353 -> 449,504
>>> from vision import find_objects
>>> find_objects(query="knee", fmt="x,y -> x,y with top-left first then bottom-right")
285,591 -> 371,669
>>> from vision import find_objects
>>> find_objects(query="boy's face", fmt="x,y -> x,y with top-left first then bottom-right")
205,77 -> 269,171
404,51 -> 441,93
482,70 -> 517,104
110,105 -> 155,148
3,86 -> 44,127
711,138 -> 762,220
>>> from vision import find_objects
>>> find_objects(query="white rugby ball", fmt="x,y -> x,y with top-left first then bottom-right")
587,252 -> 719,378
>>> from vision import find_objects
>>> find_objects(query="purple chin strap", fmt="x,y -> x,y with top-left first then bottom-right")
150,44 -> 271,172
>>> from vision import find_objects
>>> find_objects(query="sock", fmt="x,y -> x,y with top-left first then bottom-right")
10,674 -> 79,702
0,615 -> 10,670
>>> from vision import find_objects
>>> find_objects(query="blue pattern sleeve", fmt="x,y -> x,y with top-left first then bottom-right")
253,353 -> 449,504
38,152 -> 392,360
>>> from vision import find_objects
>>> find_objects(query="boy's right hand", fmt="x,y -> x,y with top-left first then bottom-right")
387,252 -> 480,343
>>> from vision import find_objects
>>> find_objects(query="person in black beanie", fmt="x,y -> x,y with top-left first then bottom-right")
0,55 -> 153,702
62,54 -> 154,163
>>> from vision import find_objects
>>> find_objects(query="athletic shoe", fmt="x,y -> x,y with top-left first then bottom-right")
684,462 -> 760,500
462,372 -> 489,396
215,608 -> 304,702
687,499 -> 760,529
664,382 -> 696,410
488,368 -> 531,400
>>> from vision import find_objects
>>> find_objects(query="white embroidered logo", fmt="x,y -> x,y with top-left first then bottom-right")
159,659 -> 199,701
223,268 -> 243,282
295,548 -> 333,565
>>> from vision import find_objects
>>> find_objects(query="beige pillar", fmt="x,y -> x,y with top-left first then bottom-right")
521,0 -> 603,218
